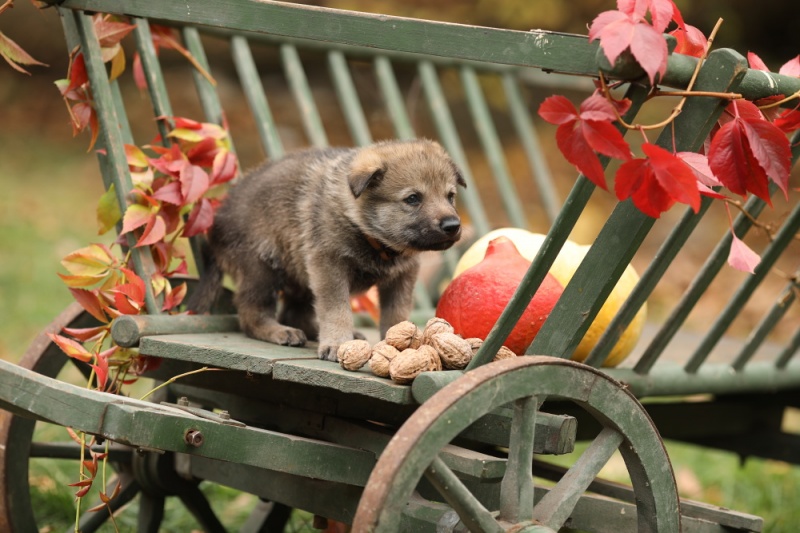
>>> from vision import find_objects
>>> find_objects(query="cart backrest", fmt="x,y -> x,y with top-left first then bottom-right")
51,0 -> 800,395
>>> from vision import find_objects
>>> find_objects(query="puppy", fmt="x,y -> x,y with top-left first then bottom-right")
189,139 -> 465,361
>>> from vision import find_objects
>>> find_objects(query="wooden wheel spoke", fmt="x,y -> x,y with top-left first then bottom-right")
499,394 -> 538,522
176,482 -> 227,533
533,427 -> 625,528
29,441 -> 133,463
424,456 -> 503,533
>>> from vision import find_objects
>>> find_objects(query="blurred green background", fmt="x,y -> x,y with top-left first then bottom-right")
1,1 -> 800,531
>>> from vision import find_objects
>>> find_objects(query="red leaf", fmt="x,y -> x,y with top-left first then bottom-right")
641,143 -> 700,212
589,9 -> 667,84
62,325 -> 108,342
747,51 -> 770,71
677,151 -> 721,188
670,24 -> 706,57
0,30 -> 48,74
742,118 -> 792,196
179,162 -> 210,204
183,198 -> 215,237
135,214 -> 167,247
728,234 -> 761,274
91,352 -> 110,390
186,137 -> 219,167
556,123 -> 608,189
66,53 -> 88,93
113,291 -> 142,315
151,181 -> 183,205
132,52 -> 147,91
774,109 -> 800,134
779,55 -> 800,77
120,268 -> 146,301
162,282 -> 188,312
580,120 -> 632,161
538,95 -> 578,125
122,204 -> 155,235
578,94 -> 620,122
47,333 -> 93,363
69,288 -> 109,323
93,16 -> 136,48
211,150 -> 237,185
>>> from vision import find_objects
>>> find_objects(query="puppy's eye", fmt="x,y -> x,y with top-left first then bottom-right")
404,193 -> 422,206
447,192 -> 456,205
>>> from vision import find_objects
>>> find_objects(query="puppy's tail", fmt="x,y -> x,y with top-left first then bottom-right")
186,239 -> 224,314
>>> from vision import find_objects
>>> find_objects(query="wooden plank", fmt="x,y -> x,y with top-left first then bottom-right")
272,358 -> 414,405
139,332 -> 316,374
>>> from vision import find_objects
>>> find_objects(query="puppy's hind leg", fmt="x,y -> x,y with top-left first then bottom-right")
235,265 -> 307,347
278,285 -> 319,341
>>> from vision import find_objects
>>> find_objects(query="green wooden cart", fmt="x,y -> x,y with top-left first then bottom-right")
1,0 -> 799,531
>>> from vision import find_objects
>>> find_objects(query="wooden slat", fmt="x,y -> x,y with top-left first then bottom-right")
374,56 -> 415,140
281,44 -> 329,148
328,50 -> 372,146
132,17 -> 174,141
182,27 -> 226,127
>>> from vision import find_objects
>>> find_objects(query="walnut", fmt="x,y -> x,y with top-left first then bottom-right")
368,341 -> 401,378
465,337 -> 517,361
337,339 -> 372,371
430,332 -> 473,370
389,346 -> 441,384
384,321 -> 423,351
422,317 -> 454,345
494,346 -> 518,361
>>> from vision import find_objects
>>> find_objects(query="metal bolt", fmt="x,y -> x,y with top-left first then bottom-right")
177,396 -> 189,407
218,410 -> 230,420
184,429 -> 204,447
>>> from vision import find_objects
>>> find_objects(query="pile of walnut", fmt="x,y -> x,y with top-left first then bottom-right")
337,317 -> 517,384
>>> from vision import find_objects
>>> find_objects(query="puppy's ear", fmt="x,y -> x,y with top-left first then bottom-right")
349,151 -> 387,198
451,161 -> 467,188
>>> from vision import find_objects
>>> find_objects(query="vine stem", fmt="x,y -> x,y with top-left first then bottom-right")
601,17 -> 726,131
0,0 -> 12,16
138,366 -> 221,401
758,89 -> 800,110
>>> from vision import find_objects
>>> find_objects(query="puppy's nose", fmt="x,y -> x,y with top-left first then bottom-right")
440,216 -> 461,236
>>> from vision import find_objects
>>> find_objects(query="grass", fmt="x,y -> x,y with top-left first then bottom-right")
2,119 -> 799,531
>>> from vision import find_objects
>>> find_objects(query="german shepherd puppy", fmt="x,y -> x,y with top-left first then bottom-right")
189,139 -> 465,361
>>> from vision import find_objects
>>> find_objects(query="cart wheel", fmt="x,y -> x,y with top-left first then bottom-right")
0,303 -> 289,532
353,356 -> 680,532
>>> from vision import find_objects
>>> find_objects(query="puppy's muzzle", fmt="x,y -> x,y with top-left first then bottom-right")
440,216 -> 461,238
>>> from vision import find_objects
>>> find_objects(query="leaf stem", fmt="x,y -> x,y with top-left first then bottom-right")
757,89 -> 800,110
138,366 -> 221,401
654,89 -> 742,99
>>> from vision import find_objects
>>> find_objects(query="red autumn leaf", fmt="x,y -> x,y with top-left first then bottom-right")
186,137 -> 219,167
47,333 -> 93,363
615,143 -> 699,218
774,109 -> 800,134
113,290 -> 142,315
728,234 -> 761,274
62,325 -> 108,342
677,152 -> 721,188
211,150 -> 238,185
122,204 -> 154,235
0,30 -> 48,75
66,427 -> 84,445
120,268 -> 146,301
617,0 -> 677,33
183,197 -> 215,237
162,282 -> 188,312
538,95 -> 578,125
132,52 -> 147,90
747,51 -> 770,72
136,214 -> 167,247
780,55 -> 800,77
589,9 -> 668,84
179,162 -> 210,204
709,102 -> 792,202
65,52 -> 88,93
69,288 -> 109,323
93,16 -> 136,48
91,348 -> 112,390
670,24 -> 707,57
152,181 -> 183,205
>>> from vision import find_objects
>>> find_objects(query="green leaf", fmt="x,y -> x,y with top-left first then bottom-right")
97,184 -> 122,235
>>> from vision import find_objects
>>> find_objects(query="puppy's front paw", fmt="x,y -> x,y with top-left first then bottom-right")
267,326 -> 307,347
318,344 -> 340,362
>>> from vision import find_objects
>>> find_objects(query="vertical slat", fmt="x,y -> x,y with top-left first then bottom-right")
502,72 -> 561,224
181,27 -> 225,126
526,49 -> 747,362
467,82 -> 649,371
73,11 -> 160,314
582,198 -> 715,368
776,327 -> 800,369
633,194 -> 770,374
132,18 -> 174,142
684,201 -> 800,373
418,60 -> 490,237
231,35 -> 285,159
460,66 -> 528,229
328,50 -> 372,146
374,56 -> 415,141
281,44 -> 329,148
732,277 -> 798,370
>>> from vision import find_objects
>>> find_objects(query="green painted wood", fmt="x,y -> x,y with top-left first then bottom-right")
419,60 -> 490,238
685,200 -> 800,373
140,332 -> 316,374
281,44 -> 329,148
424,456 -> 504,533
72,11 -> 161,314
607,359 -> 800,397
182,27 -> 226,128
499,395 -> 536,522
374,56 -> 415,140
132,17 -> 174,142
272,358 -> 414,405
328,50 -> 372,146
466,82 -> 650,371
776,327 -> 800,369
111,314 -> 240,347
532,428 -> 624,527
527,49 -> 748,361
461,66 -> 527,229
230,35 -> 285,159
501,72 -> 560,224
